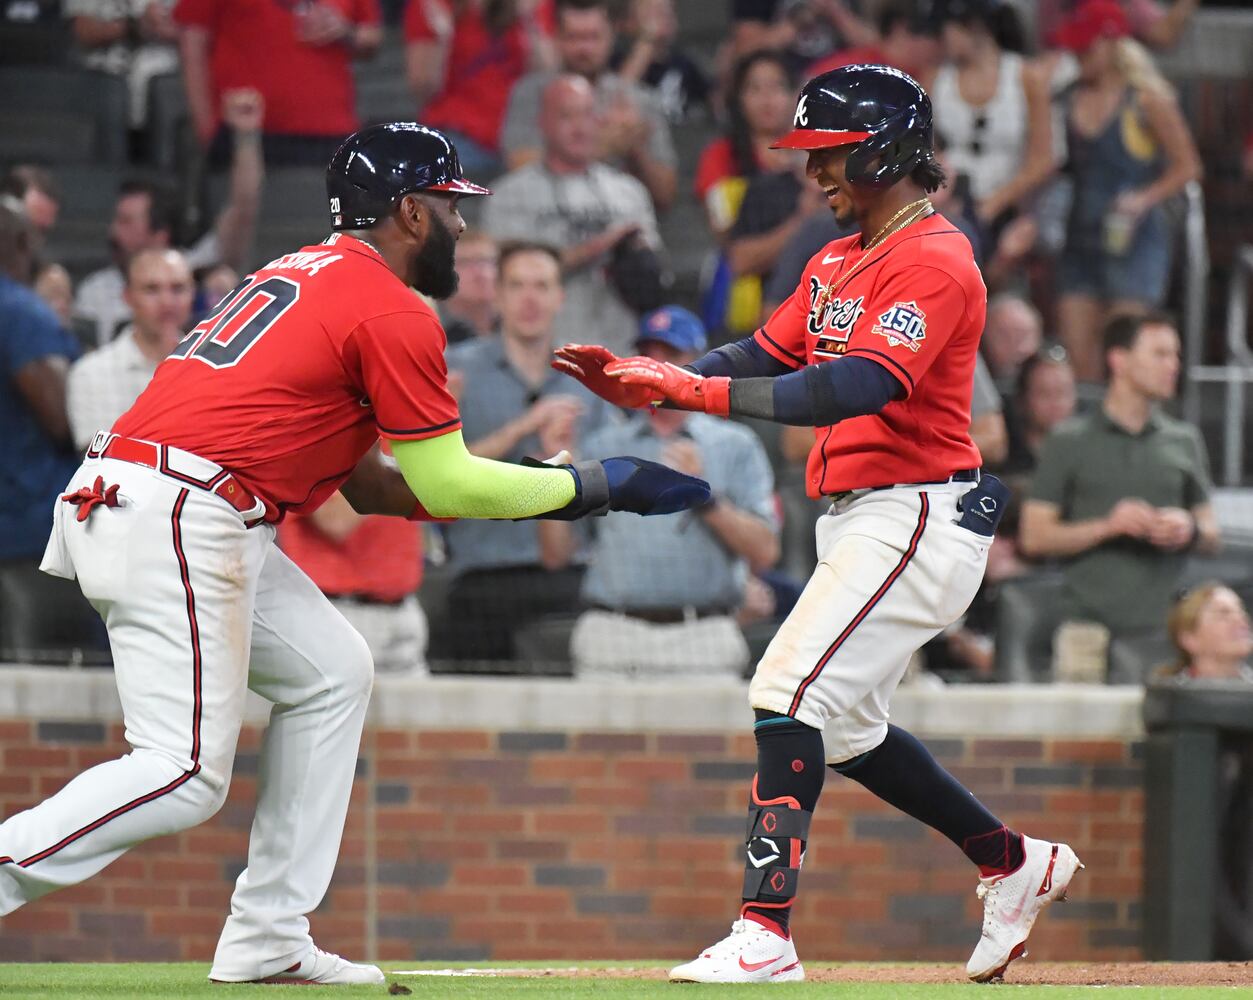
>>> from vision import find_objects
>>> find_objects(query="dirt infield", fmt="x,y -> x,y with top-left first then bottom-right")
432,963 -> 1253,987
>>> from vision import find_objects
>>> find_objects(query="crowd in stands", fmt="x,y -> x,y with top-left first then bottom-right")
1,0 -> 1250,688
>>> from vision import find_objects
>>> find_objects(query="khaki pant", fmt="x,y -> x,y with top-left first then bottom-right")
571,610 -> 749,679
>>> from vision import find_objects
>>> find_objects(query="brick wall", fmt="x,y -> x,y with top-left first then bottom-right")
0,719 -> 1143,964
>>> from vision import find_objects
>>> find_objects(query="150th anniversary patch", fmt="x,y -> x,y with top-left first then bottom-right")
871,301 -> 927,352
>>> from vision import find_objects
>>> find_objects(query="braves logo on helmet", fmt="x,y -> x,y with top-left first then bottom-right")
793,93 -> 809,128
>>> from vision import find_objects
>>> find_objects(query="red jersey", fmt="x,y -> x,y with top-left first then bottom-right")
753,213 -> 985,496
174,0 -> 379,138
405,0 -> 553,152
114,235 -> 460,520
279,512 -> 423,601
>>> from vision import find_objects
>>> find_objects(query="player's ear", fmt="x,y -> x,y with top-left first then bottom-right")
396,193 -> 426,242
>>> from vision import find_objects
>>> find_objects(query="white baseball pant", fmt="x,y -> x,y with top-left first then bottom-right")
749,480 -> 990,760
0,447 -> 373,980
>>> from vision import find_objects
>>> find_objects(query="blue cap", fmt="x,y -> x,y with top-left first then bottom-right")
636,305 -> 707,355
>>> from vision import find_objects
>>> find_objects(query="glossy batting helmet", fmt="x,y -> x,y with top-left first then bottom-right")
326,122 -> 491,230
770,64 -> 935,190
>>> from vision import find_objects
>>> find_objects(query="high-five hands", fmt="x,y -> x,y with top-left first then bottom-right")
604,357 -> 731,416
552,345 -> 732,416
551,344 -> 656,409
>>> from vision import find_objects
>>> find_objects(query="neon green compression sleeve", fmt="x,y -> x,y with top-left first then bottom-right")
391,430 -> 577,519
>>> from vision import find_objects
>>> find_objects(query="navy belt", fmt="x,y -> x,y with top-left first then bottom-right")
828,468 -> 980,503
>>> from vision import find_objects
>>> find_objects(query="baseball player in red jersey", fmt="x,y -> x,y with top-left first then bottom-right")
2,124 -> 708,985
556,66 -> 1081,984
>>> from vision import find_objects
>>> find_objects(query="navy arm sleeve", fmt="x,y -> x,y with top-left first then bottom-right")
686,335 -> 794,379
726,356 -> 904,426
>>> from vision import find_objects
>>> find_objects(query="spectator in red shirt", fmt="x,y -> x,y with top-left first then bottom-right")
805,1 -> 941,86
279,448 -> 428,675
405,0 -> 556,179
175,0 -> 382,167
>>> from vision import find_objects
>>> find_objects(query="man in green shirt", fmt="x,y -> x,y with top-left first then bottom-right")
1020,312 -> 1220,677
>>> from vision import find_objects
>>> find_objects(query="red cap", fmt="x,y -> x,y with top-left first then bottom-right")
1052,0 -> 1131,52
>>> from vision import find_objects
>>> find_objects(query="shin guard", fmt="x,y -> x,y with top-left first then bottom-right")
741,775 -> 812,934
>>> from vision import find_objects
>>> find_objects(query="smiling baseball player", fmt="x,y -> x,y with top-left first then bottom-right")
556,65 -> 1081,984
0,123 -> 707,986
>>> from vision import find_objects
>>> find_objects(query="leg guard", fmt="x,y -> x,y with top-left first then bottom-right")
741,775 -> 813,913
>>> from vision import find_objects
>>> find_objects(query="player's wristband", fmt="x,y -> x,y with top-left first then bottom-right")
522,458 -> 610,520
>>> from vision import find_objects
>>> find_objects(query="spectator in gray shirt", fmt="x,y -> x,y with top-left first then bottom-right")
435,241 -> 610,662
500,0 -> 677,212
483,74 -> 662,357
67,248 -> 193,450
572,306 -> 779,678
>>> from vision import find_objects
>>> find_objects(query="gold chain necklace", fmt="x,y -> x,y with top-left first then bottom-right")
812,198 -> 936,313
863,197 -> 934,251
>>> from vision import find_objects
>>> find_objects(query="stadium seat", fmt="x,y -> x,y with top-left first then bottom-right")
0,563 -> 110,667
0,68 -> 128,165
355,28 -> 414,125
0,110 -> 94,164
1182,541 -> 1253,590
41,165 -> 138,281
1107,632 -> 1175,685
207,167 -> 330,271
146,72 -> 192,173
993,571 -> 1066,683
513,615 -> 578,676
0,13 -> 71,66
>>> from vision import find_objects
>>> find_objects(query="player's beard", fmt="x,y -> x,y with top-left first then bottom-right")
411,210 -> 459,300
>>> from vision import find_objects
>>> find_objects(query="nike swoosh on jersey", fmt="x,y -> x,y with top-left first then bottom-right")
822,253 -> 845,264
739,955 -> 783,972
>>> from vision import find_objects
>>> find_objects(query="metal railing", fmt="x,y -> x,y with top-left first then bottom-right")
1186,237 -> 1253,486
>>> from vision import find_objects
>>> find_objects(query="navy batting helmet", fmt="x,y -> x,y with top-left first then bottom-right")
326,122 -> 491,230
770,64 -> 934,190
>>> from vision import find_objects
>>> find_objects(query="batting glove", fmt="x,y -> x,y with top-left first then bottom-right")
604,357 -> 732,416
551,344 -> 657,410
526,456 -> 711,519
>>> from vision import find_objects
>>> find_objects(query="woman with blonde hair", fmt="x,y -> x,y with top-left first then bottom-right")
1052,0 -> 1201,381
1161,582 -> 1253,682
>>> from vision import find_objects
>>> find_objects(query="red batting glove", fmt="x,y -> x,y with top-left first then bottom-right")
551,344 -> 657,410
604,357 -> 731,416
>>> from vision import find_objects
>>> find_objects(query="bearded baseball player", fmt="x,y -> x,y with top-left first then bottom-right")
555,65 -> 1081,984
1,123 -> 708,985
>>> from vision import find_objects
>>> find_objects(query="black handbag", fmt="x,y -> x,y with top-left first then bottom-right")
605,234 -> 668,314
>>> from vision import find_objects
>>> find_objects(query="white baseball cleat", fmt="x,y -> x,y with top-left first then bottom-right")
210,946 -> 385,985
966,835 -> 1084,983
669,917 -> 804,983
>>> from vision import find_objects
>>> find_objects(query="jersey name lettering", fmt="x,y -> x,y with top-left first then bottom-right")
263,250 -> 344,276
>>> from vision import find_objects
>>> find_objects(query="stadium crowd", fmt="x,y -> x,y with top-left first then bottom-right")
1,0 -> 1250,686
